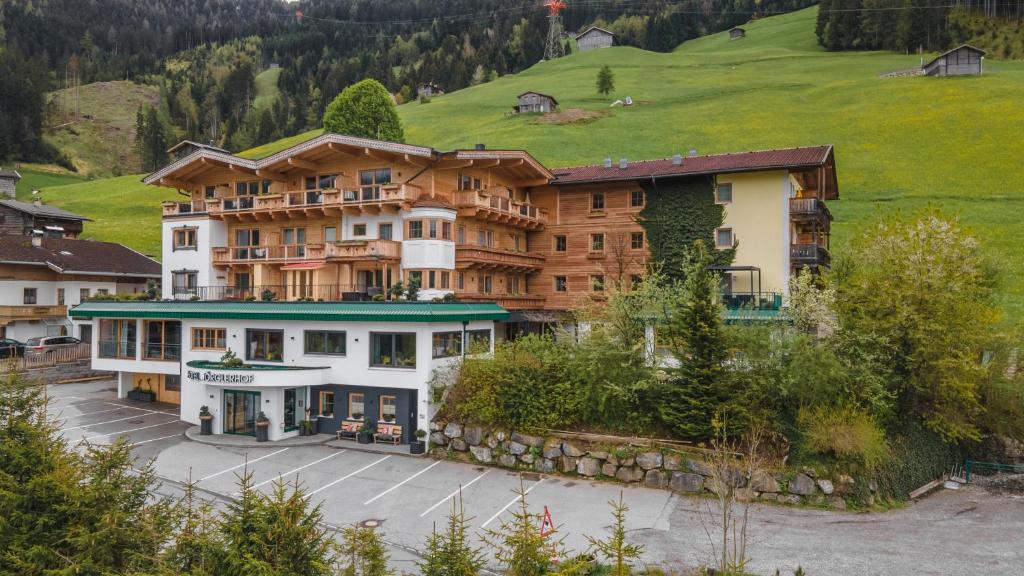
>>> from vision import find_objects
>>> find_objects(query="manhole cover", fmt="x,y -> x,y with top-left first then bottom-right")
359,519 -> 385,528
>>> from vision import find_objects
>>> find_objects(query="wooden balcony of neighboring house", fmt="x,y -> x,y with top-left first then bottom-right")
0,304 -> 68,322
453,189 -> 548,229
162,199 -> 207,217
789,196 -> 832,223
455,244 -> 546,273
456,292 -> 547,310
790,243 -> 831,269
205,184 -> 420,221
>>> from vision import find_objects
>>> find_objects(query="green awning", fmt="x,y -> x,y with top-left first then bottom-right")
69,300 -> 510,323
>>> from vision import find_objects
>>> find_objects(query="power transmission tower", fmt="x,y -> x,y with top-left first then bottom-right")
544,0 -> 566,60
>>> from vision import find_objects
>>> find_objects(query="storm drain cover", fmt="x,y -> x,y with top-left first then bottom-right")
359,519 -> 385,528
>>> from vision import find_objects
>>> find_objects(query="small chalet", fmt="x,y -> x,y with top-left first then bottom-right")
417,82 -> 444,98
575,26 -> 616,52
729,27 -> 746,40
0,168 -> 20,199
167,140 -> 230,162
923,44 -> 986,77
0,199 -> 90,238
513,91 -> 558,114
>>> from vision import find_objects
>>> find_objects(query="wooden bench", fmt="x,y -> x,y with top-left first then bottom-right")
374,422 -> 402,445
336,420 -> 360,441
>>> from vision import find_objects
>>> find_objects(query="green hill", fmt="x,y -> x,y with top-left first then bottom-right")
253,67 -> 283,112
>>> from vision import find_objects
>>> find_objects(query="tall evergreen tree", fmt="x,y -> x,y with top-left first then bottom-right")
418,493 -> 486,576
596,65 -> 615,96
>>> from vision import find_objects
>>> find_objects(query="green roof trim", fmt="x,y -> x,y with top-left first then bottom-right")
186,360 -> 328,371
69,300 -> 510,323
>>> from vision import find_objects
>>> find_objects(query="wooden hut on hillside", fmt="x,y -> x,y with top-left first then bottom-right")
513,92 -> 558,114
729,27 -> 746,40
575,26 -> 616,52
923,45 -> 986,77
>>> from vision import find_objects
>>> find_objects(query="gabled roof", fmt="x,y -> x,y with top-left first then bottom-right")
575,26 -> 615,40
69,300 -> 510,323
0,169 -> 21,180
0,235 -> 160,277
167,140 -> 230,155
924,44 -> 987,69
0,199 -> 91,221
517,91 -> 559,105
730,26 -> 746,33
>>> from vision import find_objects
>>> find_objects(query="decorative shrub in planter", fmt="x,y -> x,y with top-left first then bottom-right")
127,387 -> 156,402
255,412 -> 270,442
357,417 -> 374,444
410,429 -> 427,454
199,405 -> 213,436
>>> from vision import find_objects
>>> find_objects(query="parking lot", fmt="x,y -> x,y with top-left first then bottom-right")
49,379 -> 1024,575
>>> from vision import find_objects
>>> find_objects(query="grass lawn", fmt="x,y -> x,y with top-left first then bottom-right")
13,167 -> 87,196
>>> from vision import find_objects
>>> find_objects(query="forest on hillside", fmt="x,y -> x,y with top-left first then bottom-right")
0,0 -> 814,169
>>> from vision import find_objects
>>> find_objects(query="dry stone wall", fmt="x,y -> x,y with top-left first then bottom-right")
431,420 -> 868,509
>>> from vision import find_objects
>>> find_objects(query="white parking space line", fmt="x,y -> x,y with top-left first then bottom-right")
307,455 -> 391,498
419,469 -> 490,518
129,433 -> 184,447
63,413 -> 177,431
247,451 -> 348,492
48,395 -> 84,402
63,406 -> 138,418
198,448 -> 291,482
363,460 -> 442,506
101,401 -> 179,416
480,477 -> 546,529
82,420 -> 182,441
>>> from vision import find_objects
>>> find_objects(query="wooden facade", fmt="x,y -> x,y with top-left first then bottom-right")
923,45 -> 985,77
513,92 -> 558,114
729,27 -> 746,40
0,200 -> 87,238
0,169 -> 19,199
575,27 -> 616,51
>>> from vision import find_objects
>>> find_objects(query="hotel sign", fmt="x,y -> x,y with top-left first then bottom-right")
187,370 -> 255,385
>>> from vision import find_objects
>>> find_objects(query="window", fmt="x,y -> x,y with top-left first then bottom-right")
304,330 -> 346,356
359,168 -> 391,201
379,223 -> 393,241
370,332 -> 417,369
144,320 -> 181,361
481,275 -> 493,294
173,227 -> 197,250
428,220 -> 437,239
477,229 -> 493,247
349,393 -> 365,419
631,189 -> 645,207
554,276 -> 567,292
235,179 -> 271,195
428,270 -> 436,289
408,220 -> 423,239
324,226 -> 337,243
458,273 -> 465,290
353,223 -> 367,236
716,228 -> 734,249
591,275 -> 605,292
432,331 -> 462,358
458,173 -> 482,190
23,288 -> 37,305
282,227 -> 306,245
409,271 -> 423,287
57,288 -> 65,306
319,174 -> 338,190
319,391 -> 335,418
442,221 -> 452,240
631,232 -> 644,249
512,234 -> 522,251
96,289 -> 109,296
99,319 -> 136,359
467,329 -> 491,352
192,327 -> 226,350
716,183 -> 733,203
554,235 -> 567,252
507,276 -> 520,295
591,233 -> 605,252
172,271 -> 198,295
205,185 -> 217,199
440,271 -> 450,289
380,395 -> 397,421
457,226 -> 466,244
164,374 -> 181,392
80,288 -> 90,301
246,329 -> 284,362
592,192 -> 605,211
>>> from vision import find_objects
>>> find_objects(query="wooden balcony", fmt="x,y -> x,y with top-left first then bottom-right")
162,200 -> 207,217
453,190 -> 547,229
206,184 -> 420,221
212,240 -> 401,265
456,292 -> 546,310
0,304 -> 68,321
455,245 -> 546,272
790,244 -> 831,269
324,240 -> 402,261
789,196 -> 831,223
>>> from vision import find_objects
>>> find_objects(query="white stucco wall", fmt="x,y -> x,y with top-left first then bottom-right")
161,216 -> 227,293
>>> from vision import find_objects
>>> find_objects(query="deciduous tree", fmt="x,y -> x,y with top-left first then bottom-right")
323,79 -> 404,143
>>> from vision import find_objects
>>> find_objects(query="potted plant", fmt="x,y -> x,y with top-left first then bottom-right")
357,417 -> 374,444
199,405 -> 213,436
410,429 -> 427,455
255,411 -> 270,442
127,382 -> 156,403
352,411 -> 363,421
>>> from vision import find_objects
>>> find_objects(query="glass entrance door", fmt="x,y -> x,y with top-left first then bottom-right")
224,390 -> 260,436
283,388 -> 306,432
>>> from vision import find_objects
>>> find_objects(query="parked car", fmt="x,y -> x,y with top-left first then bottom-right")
0,338 -> 25,359
24,336 -> 82,357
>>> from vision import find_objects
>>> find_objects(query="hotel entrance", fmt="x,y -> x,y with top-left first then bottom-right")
224,390 -> 261,436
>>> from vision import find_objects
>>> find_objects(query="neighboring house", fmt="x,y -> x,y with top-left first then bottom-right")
513,91 -> 558,114
0,199 -> 91,238
167,140 -> 231,162
70,300 -> 504,440
923,44 -> 986,77
575,26 -> 616,51
0,168 -> 20,199
0,234 -> 160,342
417,82 -> 444,98
729,27 -> 746,40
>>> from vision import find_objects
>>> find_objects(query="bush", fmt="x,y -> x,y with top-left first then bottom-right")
797,404 -> 888,471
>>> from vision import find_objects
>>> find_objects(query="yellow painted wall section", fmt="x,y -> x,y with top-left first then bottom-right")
717,171 -> 789,295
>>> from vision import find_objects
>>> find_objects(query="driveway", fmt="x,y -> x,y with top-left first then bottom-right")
48,379 -> 1024,575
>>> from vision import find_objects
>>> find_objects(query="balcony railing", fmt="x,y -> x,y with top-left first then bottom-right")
171,284 -> 381,302
206,184 -> 419,216
790,244 -> 831,268
143,343 -> 182,362
453,190 -> 548,227
456,292 -> 546,309
98,339 -> 137,360
789,197 -> 831,221
212,244 -> 325,263
455,245 -> 546,271
720,292 -> 782,311
324,240 -> 402,260
162,200 -> 208,217
0,305 -> 68,321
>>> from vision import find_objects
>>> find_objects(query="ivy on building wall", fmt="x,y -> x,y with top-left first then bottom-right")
637,175 -> 736,281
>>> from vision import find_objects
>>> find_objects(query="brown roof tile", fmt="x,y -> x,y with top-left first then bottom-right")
0,235 -> 160,277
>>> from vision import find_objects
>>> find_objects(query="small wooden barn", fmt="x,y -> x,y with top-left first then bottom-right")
417,82 -> 444,98
575,26 -> 616,52
923,45 -> 986,77
513,92 -> 558,114
0,168 -> 20,199
729,27 -> 746,40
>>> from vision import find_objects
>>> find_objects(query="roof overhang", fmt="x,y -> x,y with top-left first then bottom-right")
444,149 -> 554,184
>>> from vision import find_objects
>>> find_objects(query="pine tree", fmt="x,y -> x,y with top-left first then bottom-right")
596,65 -> 615,96
586,492 -> 644,576
480,479 -> 564,575
418,492 -> 486,576
339,524 -> 393,576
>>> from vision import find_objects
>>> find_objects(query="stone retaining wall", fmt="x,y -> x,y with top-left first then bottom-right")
20,360 -> 114,383
431,421 -> 870,509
